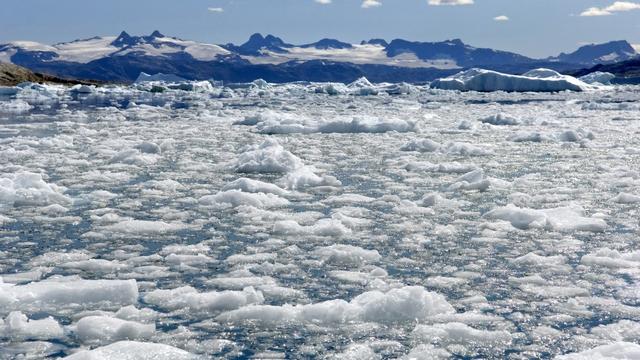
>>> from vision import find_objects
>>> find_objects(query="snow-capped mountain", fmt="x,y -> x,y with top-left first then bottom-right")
0,31 -> 232,65
0,31 -> 636,83
549,40 -> 637,66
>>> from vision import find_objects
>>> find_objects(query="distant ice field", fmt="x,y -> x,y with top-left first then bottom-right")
1,80 -> 640,359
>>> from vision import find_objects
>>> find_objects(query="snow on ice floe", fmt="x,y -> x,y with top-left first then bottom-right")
0,278 -> 138,315
63,340 -> 197,360
0,172 -> 71,207
1,79 -> 640,358
431,68 -> 591,92
237,110 -> 419,134
216,286 -> 454,326
556,342 -> 640,359
483,204 -> 607,232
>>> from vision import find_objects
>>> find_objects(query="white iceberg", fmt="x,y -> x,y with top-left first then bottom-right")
431,68 -> 589,92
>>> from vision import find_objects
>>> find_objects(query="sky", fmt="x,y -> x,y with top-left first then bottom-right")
0,0 -> 639,58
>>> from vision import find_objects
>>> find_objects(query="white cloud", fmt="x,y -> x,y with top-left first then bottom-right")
580,1 -> 640,16
207,7 -> 224,13
493,15 -> 509,21
606,1 -> 640,11
315,0 -> 332,4
361,0 -> 382,8
428,0 -> 474,6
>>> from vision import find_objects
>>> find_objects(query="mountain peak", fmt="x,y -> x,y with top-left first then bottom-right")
150,30 -> 165,38
111,31 -> 137,47
303,38 -> 353,50
361,39 -> 388,47
236,33 -> 291,55
552,40 -> 637,65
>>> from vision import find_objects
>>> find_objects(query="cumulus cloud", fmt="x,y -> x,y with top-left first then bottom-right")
494,15 -> 509,21
315,0 -> 332,4
362,0 -> 382,8
207,7 -> 224,13
580,1 -> 640,16
428,0 -> 474,5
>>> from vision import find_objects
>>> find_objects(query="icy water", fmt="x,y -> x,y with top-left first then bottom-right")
1,81 -> 640,359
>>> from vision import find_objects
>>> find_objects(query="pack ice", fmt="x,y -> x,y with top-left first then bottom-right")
0,74 -> 639,359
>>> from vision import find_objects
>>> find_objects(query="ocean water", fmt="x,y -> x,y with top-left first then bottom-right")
1,81 -> 640,359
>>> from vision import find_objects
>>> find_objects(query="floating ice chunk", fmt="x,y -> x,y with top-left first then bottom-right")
63,340 -> 196,360
144,179 -> 183,192
29,251 -> 93,267
611,193 -> 640,204
333,344 -> 380,360
114,306 -> 158,323
1,311 -> 64,340
144,286 -> 263,314
109,149 -> 158,165
403,344 -> 451,360
222,178 -> 288,196
76,316 -> 155,345
483,204 -> 607,232
0,278 -> 138,315
431,68 -> 589,92
579,72 -> 615,85
274,218 -> 351,237
0,172 -> 71,207
443,142 -> 492,156
318,116 -> 418,134
401,139 -> 441,152
557,128 -> 594,142
207,276 -> 276,290
233,139 -> 304,173
199,189 -> 289,208
324,193 -> 376,205
100,220 -> 188,235
348,77 -> 378,96
165,253 -> 213,266
508,131 -> 553,142
512,252 -> 567,267
313,244 -> 380,265
60,259 -> 129,273
225,253 -> 276,265
447,169 -> 491,192
591,320 -> 640,342
581,248 -> 640,268
315,83 -> 348,95
134,142 -> 161,154
457,119 -> 476,130
216,304 -> 298,326
335,285 -> 455,323
0,268 -> 51,284
216,286 -> 453,326
69,84 -> 94,94
556,342 -> 640,359
582,102 -> 640,111
412,322 -> 512,350
0,99 -> 33,113
284,166 -> 341,190
480,113 -> 520,126
135,72 -> 186,83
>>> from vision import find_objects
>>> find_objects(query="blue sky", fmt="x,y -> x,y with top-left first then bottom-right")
0,0 -> 639,58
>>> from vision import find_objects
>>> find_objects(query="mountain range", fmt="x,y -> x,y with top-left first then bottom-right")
0,31 -> 638,83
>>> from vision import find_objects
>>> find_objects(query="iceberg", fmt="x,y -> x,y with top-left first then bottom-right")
579,71 -> 615,85
134,72 -> 186,83
431,68 -> 590,92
